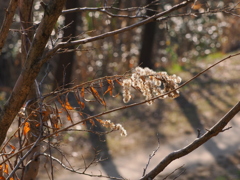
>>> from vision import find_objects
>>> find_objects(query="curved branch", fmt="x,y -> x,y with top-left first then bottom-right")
140,101 -> 240,180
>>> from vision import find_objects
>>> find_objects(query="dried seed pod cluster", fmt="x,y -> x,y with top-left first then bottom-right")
101,120 -> 127,136
122,67 -> 182,105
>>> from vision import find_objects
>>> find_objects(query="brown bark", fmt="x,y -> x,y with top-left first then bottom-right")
0,0 -> 19,54
17,1 -> 41,179
0,0 -> 67,146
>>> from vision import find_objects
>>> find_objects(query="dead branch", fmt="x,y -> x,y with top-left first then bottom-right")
41,153 -> 126,180
140,101 -> 240,180
41,0 -> 194,61
142,135 -> 161,176
0,0 -> 18,54
62,7 -> 148,18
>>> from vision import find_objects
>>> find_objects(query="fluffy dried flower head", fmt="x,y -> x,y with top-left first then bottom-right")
122,67 -> 182,104
101,120 -> 127,136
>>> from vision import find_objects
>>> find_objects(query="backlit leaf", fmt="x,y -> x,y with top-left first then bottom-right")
74,90 -> 85,109
23,122 -> 30,136
104,79 -> 114,96
80,87 -> 85,99
115,78 -> 122,86
4,164 -> 8,175
90,87 -> 106,106
9,144 -> 16,150
9,144 -> 16,154
64,95 -> 74,110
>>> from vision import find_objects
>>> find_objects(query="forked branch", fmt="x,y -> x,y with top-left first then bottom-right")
140,101 -> 240,180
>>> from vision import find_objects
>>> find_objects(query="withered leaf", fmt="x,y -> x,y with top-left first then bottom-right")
90,87 -> 106,106
23,122 -> 30,136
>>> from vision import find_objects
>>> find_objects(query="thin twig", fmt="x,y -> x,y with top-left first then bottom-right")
142,134 -> 161,176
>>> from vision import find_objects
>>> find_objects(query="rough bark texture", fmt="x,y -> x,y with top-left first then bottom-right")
0,0 -> 67,146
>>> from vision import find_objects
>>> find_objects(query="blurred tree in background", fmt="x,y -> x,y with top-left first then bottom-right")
0,0 -> 240,179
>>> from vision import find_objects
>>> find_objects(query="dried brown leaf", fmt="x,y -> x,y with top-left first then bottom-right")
3,164 -> 8,175
90,86 -> 106,106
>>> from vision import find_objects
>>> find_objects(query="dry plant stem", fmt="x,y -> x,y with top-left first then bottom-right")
0,0 -> 67,146
142,136 -> 160,176
0,0 -> 18,54
62,7 -> 148,18
42,153 -> 126,180
140,101 -> 240,180
1,52 -> 239,165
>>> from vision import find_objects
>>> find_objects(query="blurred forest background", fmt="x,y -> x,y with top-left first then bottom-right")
1,0 -> 240,179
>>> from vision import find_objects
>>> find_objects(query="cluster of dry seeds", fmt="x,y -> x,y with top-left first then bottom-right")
122,67 -> 182,105
101,120 -> 127,136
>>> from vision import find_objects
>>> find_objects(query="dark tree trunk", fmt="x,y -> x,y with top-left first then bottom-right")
54,0 -> 79,89
139,0 -> 158,69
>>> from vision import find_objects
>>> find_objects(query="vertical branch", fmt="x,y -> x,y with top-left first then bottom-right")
0,0 -> 19,54
18,1 -> 42,179
18,0 -> 34,64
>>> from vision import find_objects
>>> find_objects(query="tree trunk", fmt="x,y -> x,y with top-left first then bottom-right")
139,0 -> 158,69
54,0 -> 79,89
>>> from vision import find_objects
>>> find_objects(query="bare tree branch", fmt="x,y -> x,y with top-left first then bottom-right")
140,101 -> 240,180
62,6 -> 148,18
41,153 -> 126,180
42,0 -> 194,61
0,0 -> 67,146
0,0 -> 18,54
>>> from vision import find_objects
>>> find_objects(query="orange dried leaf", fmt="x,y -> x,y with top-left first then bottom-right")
99,81 -> 103,88
4,164 -> 8,175
96,118 -> 104,124
9,144 -> 16,150
66,113 -> 73,124
42,110 -> 51,122
74,90 -> 85,109
115,79 -> 122,86
90,87 -> 106,106
0,176 -> 5,180
64,95 -> 74,110
80,87 -> 85,98
104,80 -> 114,96
9,178 -> 14,180
23,122 -> 30,136
67,115 -> 71,121
89,119 -> 95,126
64,101 -> 74,110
